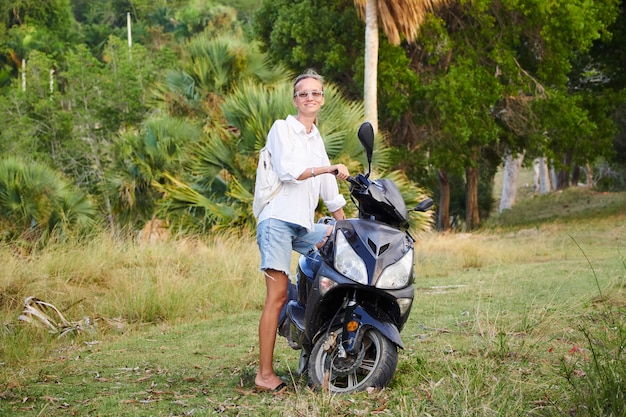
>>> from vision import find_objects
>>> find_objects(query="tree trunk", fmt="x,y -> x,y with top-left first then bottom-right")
537,157 -> 552,194
437,169 -> 450,231
87,138 -> 120,238
363,0 -> 379,133
465,163 -> 480,230
556,151 -> 573,190
585,163 -> 593,187
572,164 -> 580,186
499,151 -> 524,212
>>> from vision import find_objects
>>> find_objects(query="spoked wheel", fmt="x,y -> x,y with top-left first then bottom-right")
309,327 -> 398,394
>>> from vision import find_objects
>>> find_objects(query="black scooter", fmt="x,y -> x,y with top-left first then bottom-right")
278,122 -> 433,393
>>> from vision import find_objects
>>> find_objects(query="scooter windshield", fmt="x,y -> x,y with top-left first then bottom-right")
355,179 -> 409,228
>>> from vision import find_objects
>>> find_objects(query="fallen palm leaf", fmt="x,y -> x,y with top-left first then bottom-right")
18,297 -> 73,333
17,296 -> 126,337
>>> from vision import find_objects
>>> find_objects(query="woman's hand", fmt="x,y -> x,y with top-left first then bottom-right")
331,164 -> 350,181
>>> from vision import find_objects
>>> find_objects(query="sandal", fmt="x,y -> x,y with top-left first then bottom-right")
254,382 -> 288,395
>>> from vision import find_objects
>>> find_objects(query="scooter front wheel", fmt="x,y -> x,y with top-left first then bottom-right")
309,327 -> 398,394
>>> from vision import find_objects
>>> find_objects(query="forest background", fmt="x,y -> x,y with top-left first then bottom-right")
0,0 -> 625,242
1,2 -> 625,415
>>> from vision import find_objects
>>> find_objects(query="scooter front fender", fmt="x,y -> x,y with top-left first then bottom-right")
346,305 -> 404,350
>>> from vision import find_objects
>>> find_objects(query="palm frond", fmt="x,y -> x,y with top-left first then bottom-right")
149,69 -> 201,116
186,34 -> 237,93
0,157 -> 96,239
354,0 -> 451,45
190,132 -> 245,194
155,173 -> 236,222
243,50 -> 293,85
221,81 -> 294,151
318,91 -> 365,159
18,296 -> 122,337
195,134 -> 235,170
226,175 -> 253,202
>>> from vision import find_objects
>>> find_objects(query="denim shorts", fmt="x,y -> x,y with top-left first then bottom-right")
257,218 -> 329,275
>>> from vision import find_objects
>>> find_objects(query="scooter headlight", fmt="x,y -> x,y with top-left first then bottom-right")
376,248 -> 413,289
334,231 -> 368,285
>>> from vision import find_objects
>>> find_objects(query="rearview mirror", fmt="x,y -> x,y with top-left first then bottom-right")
415,198 -> 434,212
357,122 -> 374,165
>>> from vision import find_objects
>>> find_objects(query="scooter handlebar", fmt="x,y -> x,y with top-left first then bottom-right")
332,169 -> 356,183
332,169 -> 363,188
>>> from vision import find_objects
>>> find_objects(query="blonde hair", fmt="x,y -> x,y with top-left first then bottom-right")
293,69 -> 324,94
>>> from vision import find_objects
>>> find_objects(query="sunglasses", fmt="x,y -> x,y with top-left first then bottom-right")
294,90 -> 324,99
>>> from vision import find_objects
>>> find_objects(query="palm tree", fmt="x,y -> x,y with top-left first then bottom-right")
0,157 -> 96,245
354,0 -> 450,133
155,79 -> 433,234
106,30 -> 288,231
157,80 -> 370,232
105,116 -> 204,228
136,26 -> 433,234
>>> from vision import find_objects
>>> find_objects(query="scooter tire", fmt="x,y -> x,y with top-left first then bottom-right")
308,327 -> 398,394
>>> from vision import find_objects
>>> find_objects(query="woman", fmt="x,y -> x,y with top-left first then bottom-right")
254,70 -> 350,392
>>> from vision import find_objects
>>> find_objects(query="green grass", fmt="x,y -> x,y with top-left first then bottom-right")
1,188 -> 625,416
486,186 -> 626,228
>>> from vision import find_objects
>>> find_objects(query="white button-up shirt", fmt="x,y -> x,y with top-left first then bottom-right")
257,115 -> 346,231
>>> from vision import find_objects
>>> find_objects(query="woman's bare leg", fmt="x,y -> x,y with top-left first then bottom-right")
255,268 -> 288,390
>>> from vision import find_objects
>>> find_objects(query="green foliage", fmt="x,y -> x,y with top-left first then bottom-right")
485,186 -> 626,228
532,91 -> 611,169
557,307 -> 626,417
0,37 -> 162,189
174,0 -> 240,39
50,42 -> 133,194
373,42 -> 421,128
225,0 -> 261,28
106,116 -> 204,226
158,80 -> 373,232
184,33 -> 269,96
0,52 -> 73,166
422,58 -> 502,171
150,31 -> 289,117
405,0 -> 622,226
1,0 -> 76,40
511,0 -> 621,87
587,3 -> 626,91
254,0 -> 363,81
0,0 -> 79,81
0,157 -> 96,244
221,80 -> 294,152
0,0 -> 624,237
253,0 -> 421,132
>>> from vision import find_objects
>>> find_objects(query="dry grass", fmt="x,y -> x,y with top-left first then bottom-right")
0,233 -> 266,331
0,190 -> 624,416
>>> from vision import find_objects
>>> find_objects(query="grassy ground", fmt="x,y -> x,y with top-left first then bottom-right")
0,186 -> 625,416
